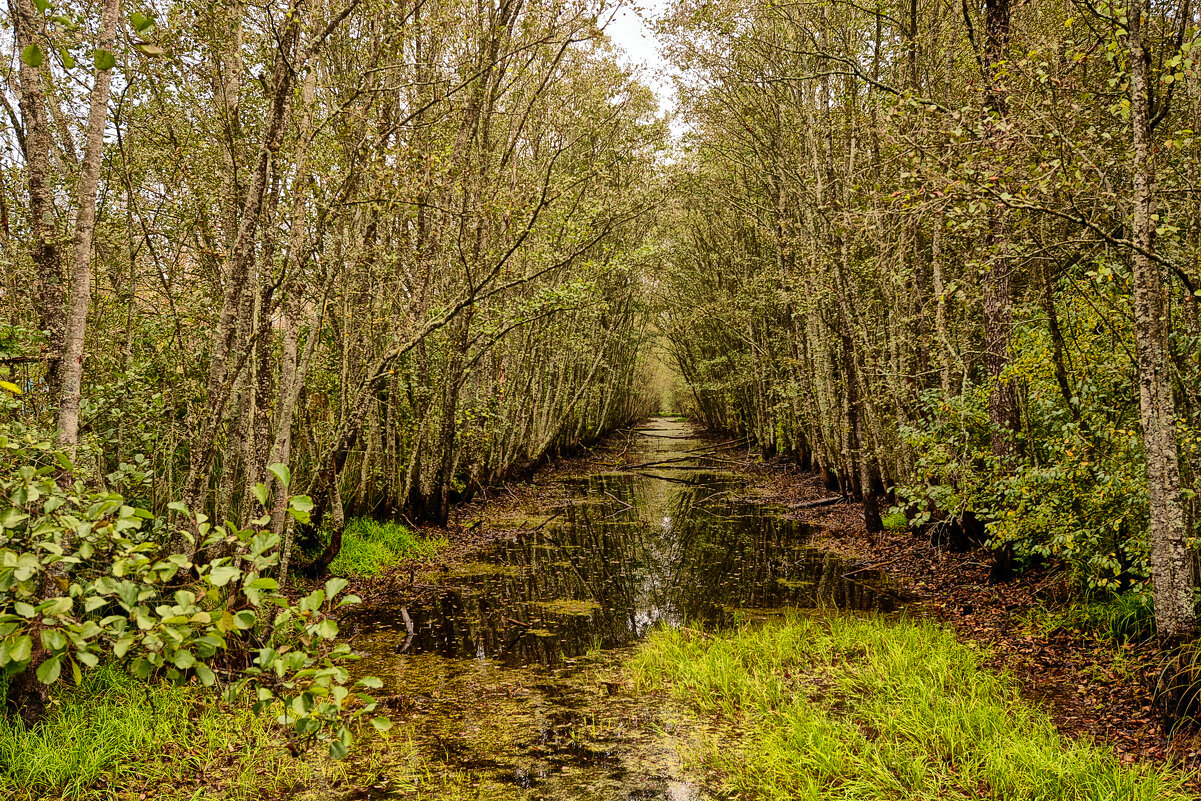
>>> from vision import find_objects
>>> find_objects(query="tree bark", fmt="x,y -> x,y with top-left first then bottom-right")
11,0 -> 65,395
980,0 -> 1019,460
1127,0 -> 1195,639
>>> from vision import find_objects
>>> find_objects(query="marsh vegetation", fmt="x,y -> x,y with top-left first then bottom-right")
4,0 -> 1201,796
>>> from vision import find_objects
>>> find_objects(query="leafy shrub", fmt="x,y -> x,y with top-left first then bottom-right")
0,427 -> 387,757
1036,591 -> 1157,643
895,286 -> 1158,592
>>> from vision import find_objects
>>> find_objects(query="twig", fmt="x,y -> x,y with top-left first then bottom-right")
842,556 -> 904,578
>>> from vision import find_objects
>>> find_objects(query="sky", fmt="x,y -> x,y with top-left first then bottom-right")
602,1 -> 678,121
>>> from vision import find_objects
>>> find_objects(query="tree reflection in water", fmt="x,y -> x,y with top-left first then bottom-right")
353,456 -> 896,667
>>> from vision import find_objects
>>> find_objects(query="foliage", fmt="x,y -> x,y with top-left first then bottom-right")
0,427 -> 385,757
0,664 -> 346,801
1031,591 -> 1157,644
892,289 -> 1152,590
632,615 -> 1191,800
327,518 -> 446,578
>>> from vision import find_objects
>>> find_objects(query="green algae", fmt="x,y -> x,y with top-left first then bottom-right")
531,598 -> 602,616
441,562 -> 522,579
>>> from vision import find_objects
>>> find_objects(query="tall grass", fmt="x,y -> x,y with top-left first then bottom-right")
632,615 -> 1189,800
1032,591 -> 1157,643
328,518 -> 447,578
0,665 -> 341,800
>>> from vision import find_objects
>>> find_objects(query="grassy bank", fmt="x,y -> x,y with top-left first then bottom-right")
328,518 -> 447,578
632,614 -> 1190,800
0,666 -> 358,800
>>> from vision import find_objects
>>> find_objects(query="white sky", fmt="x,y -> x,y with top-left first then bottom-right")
602,1 -> 678,121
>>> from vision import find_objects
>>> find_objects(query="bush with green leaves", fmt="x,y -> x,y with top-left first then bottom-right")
0,427 -> 387,758
894,286 -> 1159,594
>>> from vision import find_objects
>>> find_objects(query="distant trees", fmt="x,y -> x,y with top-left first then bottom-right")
655,0 -> 1201,636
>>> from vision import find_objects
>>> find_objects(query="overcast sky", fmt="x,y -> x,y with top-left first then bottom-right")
602,1 -> 677,120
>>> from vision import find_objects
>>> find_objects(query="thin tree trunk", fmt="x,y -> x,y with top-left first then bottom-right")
1128,0 -> 1195,639
55,0 -> 120,448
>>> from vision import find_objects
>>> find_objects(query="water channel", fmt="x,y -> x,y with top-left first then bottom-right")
346,418 -> 897,800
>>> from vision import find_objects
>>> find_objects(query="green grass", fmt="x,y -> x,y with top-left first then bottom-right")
0,665 -> 351,800
328,517 -> 447,578
881,508 -> 909,531
1031,591 -> 1157,643
631,614 -> 1189,800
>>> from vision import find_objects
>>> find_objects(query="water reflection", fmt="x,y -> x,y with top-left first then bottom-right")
351,431 -> 896,668
347,419 -> 900,800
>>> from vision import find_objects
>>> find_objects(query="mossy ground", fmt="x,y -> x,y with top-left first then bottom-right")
631,614 -> 1193,800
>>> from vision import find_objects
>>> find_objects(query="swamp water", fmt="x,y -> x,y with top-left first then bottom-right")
344,418 -> 897,800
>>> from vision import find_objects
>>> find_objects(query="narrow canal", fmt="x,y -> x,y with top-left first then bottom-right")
346,418 -> 896,800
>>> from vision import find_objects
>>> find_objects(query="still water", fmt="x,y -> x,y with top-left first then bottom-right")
347,418 -> 896,799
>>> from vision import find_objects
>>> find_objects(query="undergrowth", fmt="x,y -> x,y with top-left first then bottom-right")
632,614 -> 1189,800
0,664 -> 358,800
328,518 -> 447,578
1031,591 -> 1157,643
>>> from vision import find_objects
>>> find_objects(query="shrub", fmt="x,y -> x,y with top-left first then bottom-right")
0,428 -> 387,757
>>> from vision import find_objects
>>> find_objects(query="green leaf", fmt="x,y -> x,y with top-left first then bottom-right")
208,564 -> 240,587
9,635 -> 32,664
93,48 -> 116,71
71,657 -> 82,685
370,716 -> 393,731
194,663 -> 215,686
172,650 -> 196,669
252,483 -> 269,507
315,619 -> 338,639
233,610 -> 256,630
59,47 -> 75,68
328,740 -> 349,760
130,11 -> 154,32
267,463 -> 291,489
289,495 -> 314,513
32,0 -> 51,11
20,45 -> 44,68
358,676 -> 383,689
36,654 -> 62,685
325,577 -> 349,600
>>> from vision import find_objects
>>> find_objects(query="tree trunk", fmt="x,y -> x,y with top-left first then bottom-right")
981,0 -> 1019,460
1128,0 -> 1195,639
54,0 -> 120,448
11,0 -> 65,395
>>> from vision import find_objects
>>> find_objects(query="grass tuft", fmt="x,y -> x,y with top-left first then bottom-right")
632,614 -> 1189,800
1034,591 -> 1156,643
0,665 -> 351,800
328,518 -> 447,578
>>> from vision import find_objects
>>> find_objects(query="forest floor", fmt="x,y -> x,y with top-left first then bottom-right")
362,424 -> 1201,792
